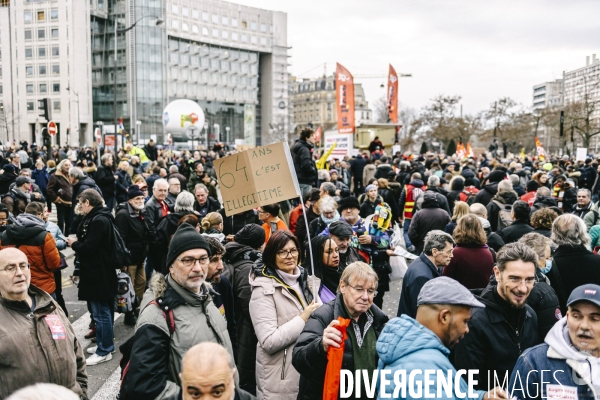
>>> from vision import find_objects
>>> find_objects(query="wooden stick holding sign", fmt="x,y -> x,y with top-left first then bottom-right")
214,143 -> 318,296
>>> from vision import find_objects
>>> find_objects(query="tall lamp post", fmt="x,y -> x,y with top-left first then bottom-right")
113,15 -> 163,153
66,86 -> 79,146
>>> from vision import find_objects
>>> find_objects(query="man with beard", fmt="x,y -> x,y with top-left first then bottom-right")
510,284 -> 600,399
453,242 -> 541,391
204,236 -> 237,361
115,185 -> 150,325
377,277 -> 507,399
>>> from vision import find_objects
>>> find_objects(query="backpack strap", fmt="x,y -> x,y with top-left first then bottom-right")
148,299 -> 175,335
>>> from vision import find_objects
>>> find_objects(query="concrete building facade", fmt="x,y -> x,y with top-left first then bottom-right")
0,0 -> 93,147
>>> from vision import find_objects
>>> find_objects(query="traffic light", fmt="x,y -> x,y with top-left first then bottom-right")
38,98 -> 51,121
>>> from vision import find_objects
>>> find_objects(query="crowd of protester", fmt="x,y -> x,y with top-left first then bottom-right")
1,131 -> 600,399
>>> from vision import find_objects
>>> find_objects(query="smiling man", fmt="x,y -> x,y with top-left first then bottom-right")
510,283 -> 600,399
453,242 -> 542,391
120,223 -> 233,400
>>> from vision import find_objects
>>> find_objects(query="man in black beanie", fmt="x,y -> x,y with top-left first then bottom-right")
120,223 -> 234,400
474,169 -> 507,206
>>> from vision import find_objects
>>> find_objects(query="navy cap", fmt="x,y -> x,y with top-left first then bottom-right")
567,284 -> 600,309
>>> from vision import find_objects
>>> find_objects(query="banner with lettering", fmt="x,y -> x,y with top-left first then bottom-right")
214,142 -> 300,216
387,64 -> 399,124
336,63 -> 355,134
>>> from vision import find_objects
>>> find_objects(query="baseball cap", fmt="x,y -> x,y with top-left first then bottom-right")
417,277 -> 485,309
328,220 -> 354,238
567,284 -> 600,309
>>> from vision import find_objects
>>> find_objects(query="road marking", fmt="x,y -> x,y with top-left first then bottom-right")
91,367 -> 122,400
72,311 -> 123,350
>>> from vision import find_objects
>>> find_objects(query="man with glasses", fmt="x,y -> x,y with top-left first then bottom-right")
293,261 -> 389,399
164,177 -> 181,211
453,242 -> 542,391
0,247 -> 88,398
398,230 -> 455,318
120,223 -> 233,400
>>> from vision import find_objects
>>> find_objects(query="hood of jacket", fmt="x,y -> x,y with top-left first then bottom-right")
493,190 -> 518,205
421,191 -> 440,209
5,218 -> 46,242
223,241 -> 261,263
148,272 -> 213,304
545,316 -> 600,365
377,315 -> 449,366
483,182 -> 499,196
15,213 -> 45,228
408,179 -> 424,188
533,196 -> 558,208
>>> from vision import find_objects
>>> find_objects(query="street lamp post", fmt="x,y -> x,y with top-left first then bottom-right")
113,15 -> 164,153
66,87 -> 79,146
136,120 -> 141,145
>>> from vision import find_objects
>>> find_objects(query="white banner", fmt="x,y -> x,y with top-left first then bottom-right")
324,133 -> 353,160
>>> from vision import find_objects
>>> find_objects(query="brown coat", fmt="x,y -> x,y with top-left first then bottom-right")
46,171 -> 73,204
0,285 -> 88,399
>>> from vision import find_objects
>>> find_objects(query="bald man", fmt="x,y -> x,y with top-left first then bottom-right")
165,342 -> 255,400
0,248 -> 87,398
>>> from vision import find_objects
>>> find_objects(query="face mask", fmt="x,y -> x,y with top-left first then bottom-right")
322,211 -> 340,225
541,259 -> 552,274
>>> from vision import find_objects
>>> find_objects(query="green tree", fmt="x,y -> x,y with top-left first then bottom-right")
419,141 -> 429,154
446,138 -> 457,156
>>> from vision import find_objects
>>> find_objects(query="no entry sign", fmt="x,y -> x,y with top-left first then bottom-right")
48,121 -> 57,136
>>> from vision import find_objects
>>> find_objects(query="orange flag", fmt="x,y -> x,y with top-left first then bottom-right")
322,317 -> 351,400
336,63 -> 355,134
387,64 -> 399,123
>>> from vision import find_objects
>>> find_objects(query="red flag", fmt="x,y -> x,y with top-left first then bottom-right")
387,64 -> 399,124
314,126 -> 322,143
336,63 -> 355,134
322,317 -> 351,400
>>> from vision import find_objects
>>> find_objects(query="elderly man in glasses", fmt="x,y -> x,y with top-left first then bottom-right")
120,223 -> 234,400
292,261 -> 389,400
0,247 -> 88,399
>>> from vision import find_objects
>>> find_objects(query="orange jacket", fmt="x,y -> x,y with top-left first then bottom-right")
262,219 -> 289,244
289,205 -> 304,234
0,229 -> 61,294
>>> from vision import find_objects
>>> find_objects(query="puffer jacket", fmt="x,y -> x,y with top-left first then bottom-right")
473,182 -> 499,206
291,139 -> 317,186
120,273 -> 233,400
0,214 -> 61,294
0,285 -> 88,399
222,242 -> 263,395
293,293 -> 389,400
249,262 -> 319,399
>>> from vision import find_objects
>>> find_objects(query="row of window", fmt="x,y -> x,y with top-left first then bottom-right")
24,9 -> 59,22
25,82 -> 60,95
27,100 -> 61,112
25,46 -> 60,58
171,21 -> 270,46
167,53 -> 258,75
167,40 -> 258,63
167,83 -> 257,103
168,68 -> 258,87
170,5 -> 272,33
25,64 -> 61,77
23,28 -> 60,40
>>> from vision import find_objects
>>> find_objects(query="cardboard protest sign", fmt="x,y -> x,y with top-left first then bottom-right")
214,142 -> 300,217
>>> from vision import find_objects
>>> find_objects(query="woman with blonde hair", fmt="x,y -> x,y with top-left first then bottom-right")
444,201 -> 470,235
201,211 -> 225,242
443,214 -> 495,289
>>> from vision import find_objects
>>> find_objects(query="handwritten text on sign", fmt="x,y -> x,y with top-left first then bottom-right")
214,142 -> 300,217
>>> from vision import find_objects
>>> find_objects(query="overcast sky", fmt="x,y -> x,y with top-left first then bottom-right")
235,0 -> 599,116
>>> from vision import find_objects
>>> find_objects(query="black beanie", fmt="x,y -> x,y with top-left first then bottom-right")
337,196 -> 360,212
526,180 -> 540,192
166,223 -> 212,268
488,170 -> 506,183
127,185 -> 144,199
235,224 -> 265,249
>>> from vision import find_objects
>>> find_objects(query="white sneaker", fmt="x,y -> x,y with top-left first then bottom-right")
86,346 -> 115,355
86,352 -> 112,366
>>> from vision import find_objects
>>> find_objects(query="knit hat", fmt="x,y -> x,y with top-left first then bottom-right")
3,164 -> 15,173
234,223 -> 265,249
450,177 -> 465,191
329,169 -> 338,176
526,180 -> 539,192
166,223 -> 212,268
365,184 -> 377,192
127,185 -> 144,199
488,170 -> 506,183
337,196 -> 360,212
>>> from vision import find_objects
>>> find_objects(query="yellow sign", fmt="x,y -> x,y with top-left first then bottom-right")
214,142 -> 300,216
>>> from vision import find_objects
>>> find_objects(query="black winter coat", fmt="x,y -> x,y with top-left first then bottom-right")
71,206 -> 119,302
143,196 -> 167,236
397,253 -> 441,318
222,243 -> 262,395
408,197 -> 451,254
115,202 -> 150,265
308,216 -> 329,239
291,139 -> 317,186
219,209 -> 260,237
547,245 -> 600,313
530,195 -> 558,215
294,206 -> 319,248
115,170 -> 132,203
95,164 -> 115,199
527,268 -> 561,339
292,293 -> 388,400
486,191 -> 518,232
350,156 -> 366,186
452,284 -> 540,391
474,182 -> 499,206
498,219 -> 534,244
193,197 -> 221,218
152,211 -> 190,274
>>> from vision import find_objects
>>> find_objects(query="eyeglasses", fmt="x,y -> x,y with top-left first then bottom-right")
257,210 -> 267,215
1,263 -> 30,275
348,284 -> 377,297
435,248 -> 454,256
176,256 -> 210,267
508,277 -> 536,286
276,248 -> 299,259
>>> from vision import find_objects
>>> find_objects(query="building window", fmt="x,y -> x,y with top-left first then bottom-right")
172,20 -> 179,29
24,11 -> 32,23
171,4 -> 178,14
202,12 -> 209,21
26,84 -> 34,94
98,0 -> 104,9
232,32 -> 238,41
52,46 -> 59,56
51,9 -> 58,20
182,23 -> 188,32
38,46 -> 46,57
192,9 -> 199,19
53,101 -> 60,111
39,65 -> 46,75
241,34 -> 247,42
212,14 -> 219,24
242,21 -> 247,28
27,102 -> 35,112
38,29 -> 45,40
202,27 -> 208,36
37,11 -> 45,21
260,23 -> 266,32
232,18 -> 238,27
212,29 -> 218,38
51,29 -> 59,39
222,30 -> 228,39
24,30 -> 32,40
260,37 -> 266,46
251,35 -> 257,44
182,7 -> 189,17
26,66 -> 33,76
222,16 -> 228,25
192,25 -> 198,34
25,48 -> 33,58
52,65 -> 59,75
251,22 -> 257,31
39,83 -> 47,93
53,83 -> 60,93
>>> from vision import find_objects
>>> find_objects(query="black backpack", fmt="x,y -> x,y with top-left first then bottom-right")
93,215 -> 131,267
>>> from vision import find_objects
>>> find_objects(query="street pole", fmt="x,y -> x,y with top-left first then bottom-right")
113,14 -> 118,154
